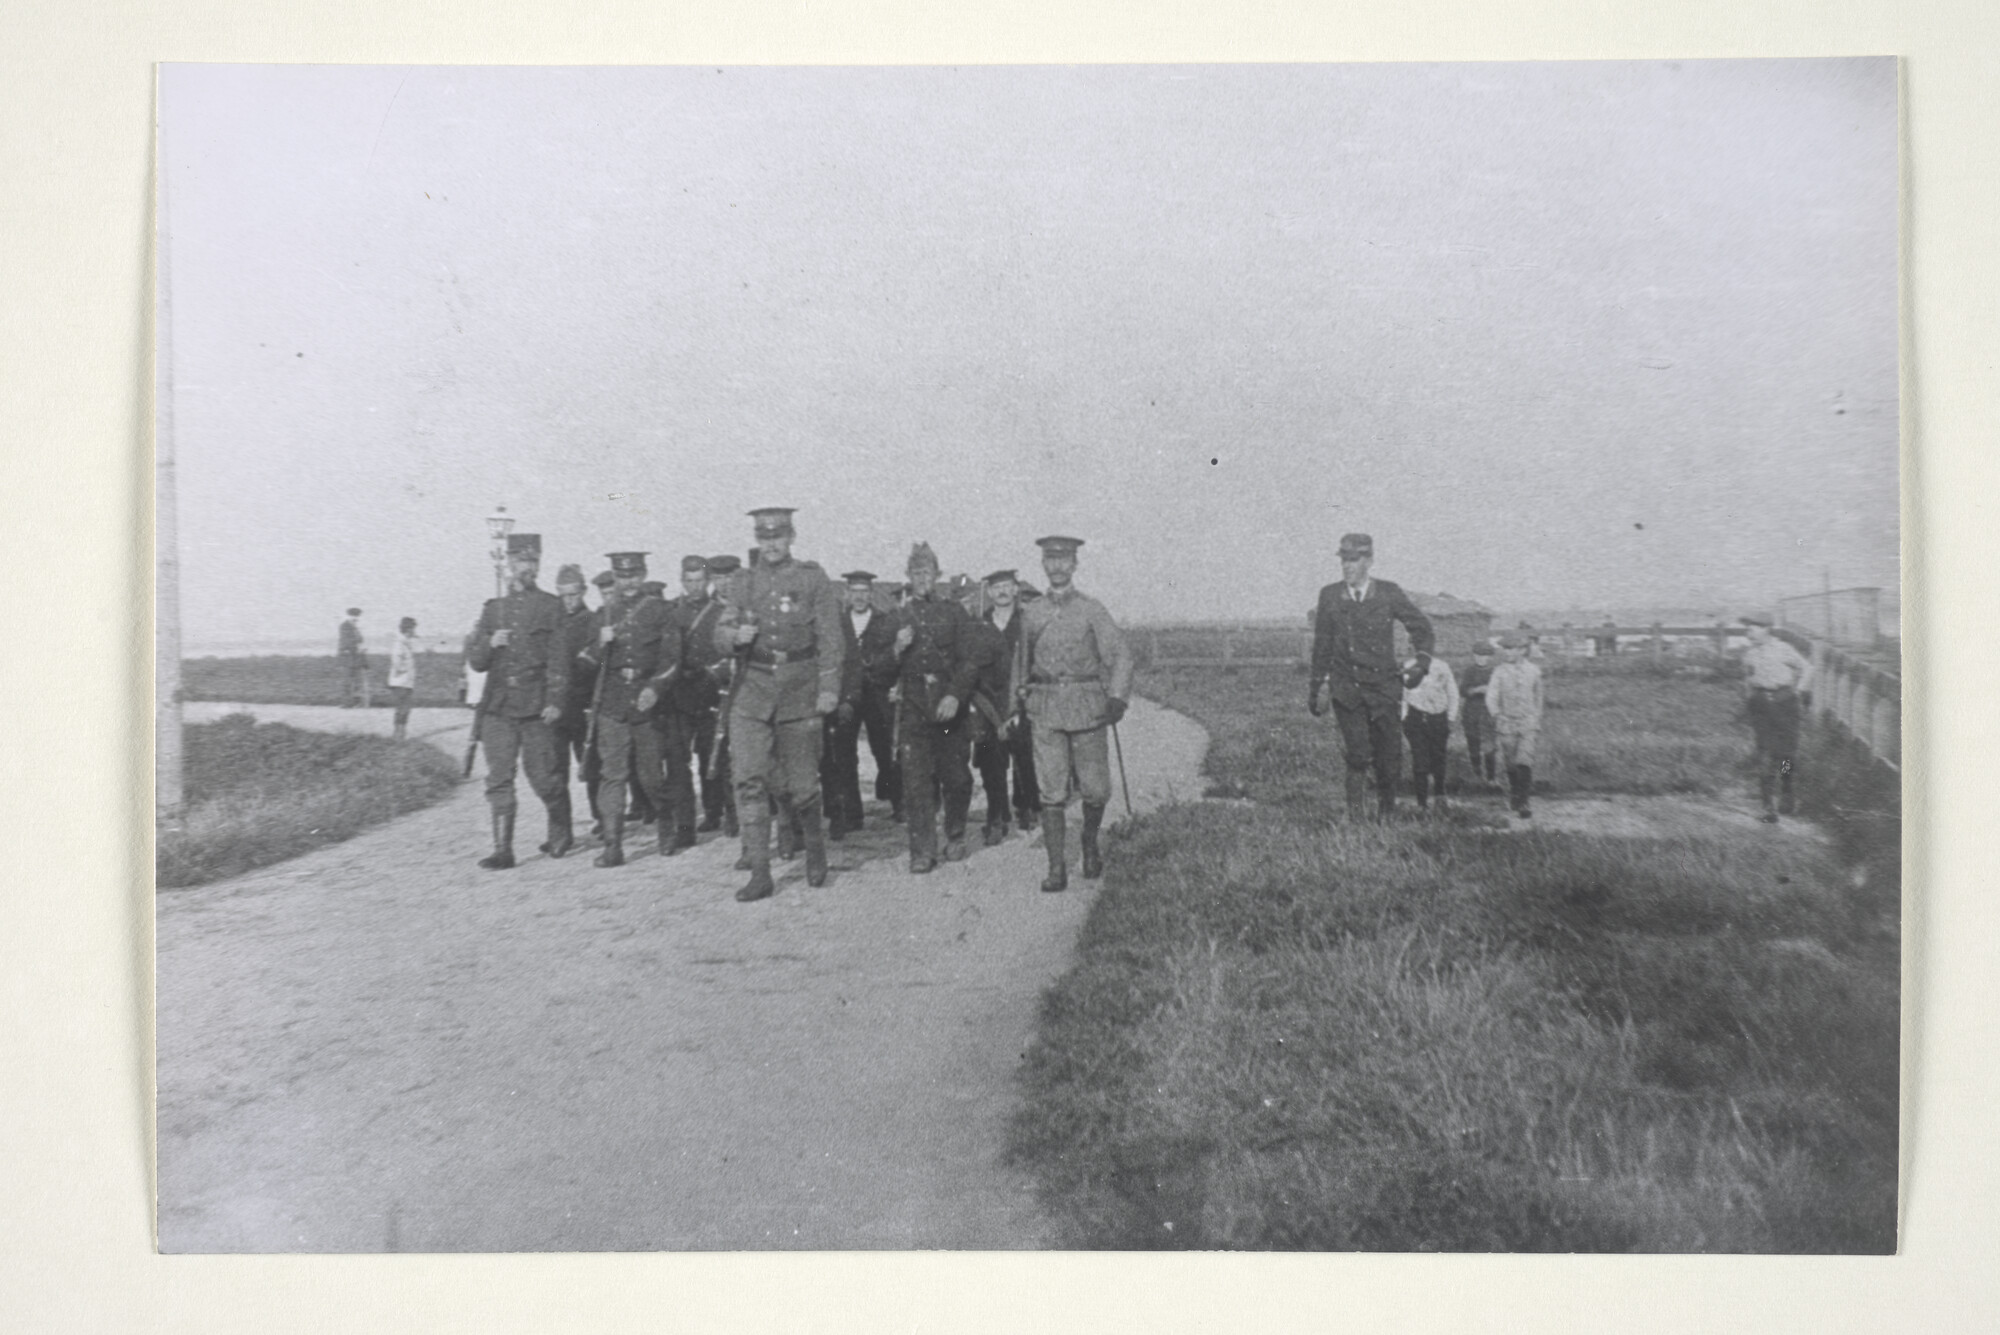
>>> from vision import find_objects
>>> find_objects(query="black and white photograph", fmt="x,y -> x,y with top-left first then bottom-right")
154,58 -> 1900,1253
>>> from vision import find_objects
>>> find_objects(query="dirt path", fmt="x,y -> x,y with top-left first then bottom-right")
157,700 -> 1208,1252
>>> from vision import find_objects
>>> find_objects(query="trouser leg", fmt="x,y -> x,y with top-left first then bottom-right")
861,685 -> 900,812
1080,800 -> 1105,879
659,711 -> 699,849
1011,724 -> 1041,822
1368,703 -> 1402,813
938,720 -> 974,857
694,712 -> 725,827
974,731 -> 1009,836
1403,713 -> 1430,805
1332,699 -> 1373,820
901,707 -> 939,864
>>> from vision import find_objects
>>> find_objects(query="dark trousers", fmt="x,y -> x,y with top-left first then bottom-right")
973,720 -> 1040,826
899,706 -> 972,858
342,657 -> 372,708
822,710 -> 865,830
656,709 -> 703,839
691,710 -> 727,822
481,713 -> 564,815
858,682 -> 901,810
1332,693 -> 1403,804
1462,700 -> 1496,780
1747,687 -> 1802,810
1402,708 -> 1450,802
389,686 -> 413,730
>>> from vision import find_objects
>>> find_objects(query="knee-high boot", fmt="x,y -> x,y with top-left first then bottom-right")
478,811 -> 516,870
737,798 -> 775,902
542,791 -> 574,859
1080,801 -> 1105,880
1040,807 -> 1068,893
594,798 -> 625,866
800,795 -> 828,887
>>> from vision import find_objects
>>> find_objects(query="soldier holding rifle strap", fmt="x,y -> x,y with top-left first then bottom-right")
463,533 -> 572,869
579,551 -> 680,868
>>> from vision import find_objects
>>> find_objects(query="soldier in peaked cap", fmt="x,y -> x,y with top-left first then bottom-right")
713,508 -> 846,901
1014,536 -> 1134,893
890,544 -> 990,872
970,568 -> 1040,844
577,551 -> 683,867
464,532 -> 573,868
819,570 -> 886,840
1309,532 -> 1436,821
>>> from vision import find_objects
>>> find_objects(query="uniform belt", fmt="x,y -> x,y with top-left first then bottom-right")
1031,673 -> 1101,684
747,646 -> 817,667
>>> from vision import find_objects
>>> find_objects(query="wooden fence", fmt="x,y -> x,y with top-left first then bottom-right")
1777,628 -> 1902,771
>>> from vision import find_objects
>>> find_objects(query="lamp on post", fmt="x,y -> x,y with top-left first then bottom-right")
486,505 -> 515,599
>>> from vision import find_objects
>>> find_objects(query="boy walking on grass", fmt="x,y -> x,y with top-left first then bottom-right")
1485,632 -> 1545,819
387,617 -> 418,740
1401,652 -> 1459,809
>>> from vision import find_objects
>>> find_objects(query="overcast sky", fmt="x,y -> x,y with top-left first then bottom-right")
160,59 -> 1897,648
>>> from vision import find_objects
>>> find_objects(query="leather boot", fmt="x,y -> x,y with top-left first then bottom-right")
478,811 -> 516,870
801,796 -> 829,888
1040,807 -> 1068,892
736,799 -> 775,901
982,815 -> 1005,847
1777,761 -> 1796,816
1510,766 -> 1533,818
1081,802 -> 1105,879
542,792 -> 575,859
1344,771 -> 1368,823
594,801 -> 625,866
774,799 -> 800,860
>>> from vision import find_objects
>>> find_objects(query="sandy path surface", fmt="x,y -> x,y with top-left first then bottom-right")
158,700 -> 1207,1252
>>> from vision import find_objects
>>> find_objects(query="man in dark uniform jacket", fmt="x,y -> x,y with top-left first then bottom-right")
890,543 -> 987,872
969,568 -> 1040,844
549,564 -> 601,849
817,572 -> 873,840
464,533 -> 573,868
579,551 -> 681,867
714,508 -> 846,902
1309,532 -> 1435,821
654,554 -> 721,854
701,555 -> 742,837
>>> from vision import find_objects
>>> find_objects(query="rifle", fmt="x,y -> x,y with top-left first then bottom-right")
461,610 -> 505,778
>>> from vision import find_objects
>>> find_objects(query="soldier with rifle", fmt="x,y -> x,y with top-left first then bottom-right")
713,508 -> 845,902
579,551 -> 681,867
1012,535 -> 1133,893
463,532 -> 573,869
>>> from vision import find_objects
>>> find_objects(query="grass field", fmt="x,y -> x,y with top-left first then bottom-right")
157,713 -> 462,889
1008,659 -> 1899,1251
182,653 -> 469,708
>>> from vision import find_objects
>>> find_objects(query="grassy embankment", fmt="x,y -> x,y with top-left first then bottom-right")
182,652 -> 468,707
158,713 -> 461,888
1009,657 -> 1899,1252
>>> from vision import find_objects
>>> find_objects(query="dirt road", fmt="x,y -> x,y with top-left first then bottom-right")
157,700 -> 1207,1252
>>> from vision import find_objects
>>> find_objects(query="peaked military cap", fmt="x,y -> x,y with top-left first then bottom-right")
842,570 -> 877,585
607,551 -> 649,577
907,542 -> 940,572
706,553 -> 742,574
748,506 -> 797,536
983,568 -> 1019,585
641,580 -> 666,598
1034,535 -> 1084,554
592,570 -> 616,589
681,554 -> 708,573
1338,533 -> 1373,558
506,533 -> 542,557
555,563 -> 586,590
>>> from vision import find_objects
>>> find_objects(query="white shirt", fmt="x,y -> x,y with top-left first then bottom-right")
1402,656 -> 1461,722
851,608 -> 873,638
1742,638 -> 1813,692
388,633 -> 417,689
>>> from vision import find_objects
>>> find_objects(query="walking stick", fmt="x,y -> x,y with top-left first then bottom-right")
1111,717 -> 1134,819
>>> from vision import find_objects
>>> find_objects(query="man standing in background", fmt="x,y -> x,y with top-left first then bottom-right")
551,564 -> 601,844
387,616 -> 419,741
464,534 -> 571,868
1013,536 -> 1133,894
338,607 -> 369,708
1738,612 -> 1815,823
1308,532 -> 1435,821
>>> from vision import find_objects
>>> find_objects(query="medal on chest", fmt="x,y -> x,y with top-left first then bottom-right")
778,593 -> 796,615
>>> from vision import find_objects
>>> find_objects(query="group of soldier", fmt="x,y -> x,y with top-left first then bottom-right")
462,506 -> 1134,903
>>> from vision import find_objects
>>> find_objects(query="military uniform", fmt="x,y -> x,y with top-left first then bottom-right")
664,557 -> 732,837
700,555 -> 743,836
584,553 -> 681,866
1310,533 -> 1435,819
552,568 -> 600,801
715,509 -> 845,900
1015,537 -> 1133,892
818,585 -> 870,837
891,552 -> 985,870
464,536 -> 572,867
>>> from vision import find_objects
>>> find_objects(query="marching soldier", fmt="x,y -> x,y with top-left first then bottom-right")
713,508 -> 845,902
1013,536 -> 1133,893
548,564 -> 601,851
891,545 -> 985,872
1308,532 -> 1435,821
581,551 -> 681,867
463,533 -> 573,868
970,568 -> 1040,844
702,555 -> 743,838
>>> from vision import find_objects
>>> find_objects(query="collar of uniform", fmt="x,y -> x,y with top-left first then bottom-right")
1046,585 -> 1079,605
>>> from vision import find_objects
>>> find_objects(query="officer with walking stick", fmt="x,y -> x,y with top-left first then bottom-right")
1012,535 -> 1134,893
